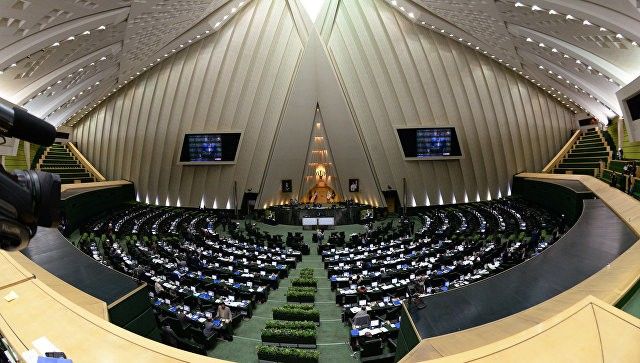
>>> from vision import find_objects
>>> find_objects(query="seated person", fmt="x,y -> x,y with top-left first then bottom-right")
154,281 -> 165,296
352,307 -> 371,328
357,285 -> 367,294
203,316 -> 217,338
176,309 -> 190,330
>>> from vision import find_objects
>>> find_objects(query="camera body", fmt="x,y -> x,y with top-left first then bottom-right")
0,100 -> 60,251
0,168 -> 60,250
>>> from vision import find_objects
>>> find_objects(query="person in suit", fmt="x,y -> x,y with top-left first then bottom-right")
352,307 -> 371,328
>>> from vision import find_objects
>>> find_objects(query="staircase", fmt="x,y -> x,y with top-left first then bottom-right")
37,143 -> 96,184
553,129 -> 611,176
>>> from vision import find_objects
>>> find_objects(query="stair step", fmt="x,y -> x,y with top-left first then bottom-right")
554,167 -> 598,176
60,177 -> 95,184
572,146 -> 607,152
559,162 -> 601,169
53,172 -> 92,179
41,160 -> 80,166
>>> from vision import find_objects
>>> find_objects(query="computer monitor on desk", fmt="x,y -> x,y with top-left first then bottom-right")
371,320 -> 380,327
359,300 -> 367,306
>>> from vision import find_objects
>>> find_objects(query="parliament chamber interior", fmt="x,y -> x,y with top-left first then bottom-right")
1,0 -> 640,362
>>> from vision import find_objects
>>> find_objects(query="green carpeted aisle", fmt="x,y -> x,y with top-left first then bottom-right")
208,221 -> 367,362
620,282 -> 640,319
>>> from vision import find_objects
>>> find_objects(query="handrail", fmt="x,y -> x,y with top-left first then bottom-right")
66,142 -> 106,182
542,129 -> 582,173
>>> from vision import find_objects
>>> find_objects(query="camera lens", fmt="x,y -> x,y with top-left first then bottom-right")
12,170 -> 61,228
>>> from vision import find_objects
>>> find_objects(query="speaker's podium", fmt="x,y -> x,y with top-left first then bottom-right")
302,217 -> 335,230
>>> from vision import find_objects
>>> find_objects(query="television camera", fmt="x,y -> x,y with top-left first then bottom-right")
0,102 -> 60,251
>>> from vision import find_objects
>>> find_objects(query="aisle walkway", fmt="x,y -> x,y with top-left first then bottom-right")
208,221 -> 365,362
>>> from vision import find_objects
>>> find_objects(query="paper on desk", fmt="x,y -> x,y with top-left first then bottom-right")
21,350 -> 39,363
4,291 -> 18,302
32,337 -> 59,356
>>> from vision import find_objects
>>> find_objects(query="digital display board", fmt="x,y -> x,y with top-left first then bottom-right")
396,126 -> 462,160
179,132 -> 242,165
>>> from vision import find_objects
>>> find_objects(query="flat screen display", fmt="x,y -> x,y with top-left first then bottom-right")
396,127 -> 462,159
179,132 -> 242,164
626,92 -> 640,121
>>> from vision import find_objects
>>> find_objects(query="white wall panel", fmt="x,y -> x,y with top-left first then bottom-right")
324,0 -> 574,205
73,0 -> 305,208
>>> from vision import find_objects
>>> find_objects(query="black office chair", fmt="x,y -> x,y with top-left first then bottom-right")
384,307 -> 401,323
367,290 -> 382,302
191,327 -> 217,350
344,294 -> 359,305
360,338 -> 384,358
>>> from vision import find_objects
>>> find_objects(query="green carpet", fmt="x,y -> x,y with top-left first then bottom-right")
620,281 -> 640,319
207,221 -> 369,362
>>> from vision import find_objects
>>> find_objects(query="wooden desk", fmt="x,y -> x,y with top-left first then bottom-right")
0,253 -> 230,362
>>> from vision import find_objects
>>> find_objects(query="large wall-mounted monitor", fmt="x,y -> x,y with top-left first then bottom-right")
178,131 -> 243,165
395,126 -> 463,160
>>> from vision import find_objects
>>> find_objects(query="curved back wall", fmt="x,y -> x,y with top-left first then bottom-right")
72,0 -> 575,209
320,0 -> 576,206
73,0 -> 308,208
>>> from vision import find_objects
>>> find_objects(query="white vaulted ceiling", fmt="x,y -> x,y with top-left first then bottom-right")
385,0 -> 640,122
1,0 -> 639,127
0,0 -> 250,127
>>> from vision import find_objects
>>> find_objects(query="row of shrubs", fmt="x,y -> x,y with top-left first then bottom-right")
287,268 -> 317,301
257,345 -> 319,363
257,269 -> 320,362
272,304 -> 320,322
299,268 -> 314,278
291,277 -> 317,288
265,320 -> 317,330
261,320 -> 317,345
286,287 -> 316,303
